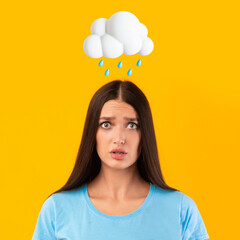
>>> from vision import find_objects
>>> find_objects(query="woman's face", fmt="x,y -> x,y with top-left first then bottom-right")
96,100 -> 142,170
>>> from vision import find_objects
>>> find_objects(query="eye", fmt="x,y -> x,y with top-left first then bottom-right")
99,121 -> 111,129
99,121 -> 139,129
127,122 -> 139,129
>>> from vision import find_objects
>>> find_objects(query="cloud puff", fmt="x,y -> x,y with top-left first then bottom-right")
83,11 -> 154,59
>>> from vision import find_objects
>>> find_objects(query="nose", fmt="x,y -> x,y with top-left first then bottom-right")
113,126 -> 126,145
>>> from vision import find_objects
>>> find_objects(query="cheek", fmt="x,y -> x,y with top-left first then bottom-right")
96,131 -> 108,153
129,133 -> 141,150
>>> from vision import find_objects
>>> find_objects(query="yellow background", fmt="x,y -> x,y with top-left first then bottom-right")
1,0 -> 239,239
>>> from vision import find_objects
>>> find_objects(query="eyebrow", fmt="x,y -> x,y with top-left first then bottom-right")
99,117 -> 139,122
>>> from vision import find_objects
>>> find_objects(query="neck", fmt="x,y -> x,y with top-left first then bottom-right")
88,163 -> 148,201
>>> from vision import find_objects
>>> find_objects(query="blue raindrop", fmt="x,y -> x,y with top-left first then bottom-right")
136,59 -> 141,67
118,61 -> 122,68
127,68 -> 132,76
98,59 -> 103,67
105,69 -> 109,76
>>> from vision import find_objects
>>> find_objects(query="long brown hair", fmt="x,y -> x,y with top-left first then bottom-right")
48,80 -> 179,199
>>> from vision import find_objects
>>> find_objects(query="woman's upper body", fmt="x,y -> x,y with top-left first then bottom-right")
33,80 -> 209,240
32,182 -> 209,240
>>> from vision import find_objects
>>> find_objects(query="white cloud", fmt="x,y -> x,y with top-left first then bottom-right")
83,11 -> 154,59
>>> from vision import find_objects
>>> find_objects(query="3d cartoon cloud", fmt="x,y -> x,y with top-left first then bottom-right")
83,11 -> 154,59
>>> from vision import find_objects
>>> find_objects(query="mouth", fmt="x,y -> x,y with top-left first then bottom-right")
110,152 -> 127,160
111,152 -> 126,154
110,149 -> 127,154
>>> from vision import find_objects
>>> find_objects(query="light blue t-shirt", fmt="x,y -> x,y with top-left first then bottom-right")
32,183 -> 209,240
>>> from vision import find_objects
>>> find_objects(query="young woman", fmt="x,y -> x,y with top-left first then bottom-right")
32,80 -> 209,240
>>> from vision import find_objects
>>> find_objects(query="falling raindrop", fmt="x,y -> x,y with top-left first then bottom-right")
118,61 -> 122,68
105,69 -> 109,76
136,59 -> 141,67
99,59 -> 103,67
127,68 -> 132,76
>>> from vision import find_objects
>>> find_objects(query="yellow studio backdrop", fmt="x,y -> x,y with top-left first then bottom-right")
0,0 -> 239,239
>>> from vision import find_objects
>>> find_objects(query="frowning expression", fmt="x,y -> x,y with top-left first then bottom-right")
96,100 -> 142,169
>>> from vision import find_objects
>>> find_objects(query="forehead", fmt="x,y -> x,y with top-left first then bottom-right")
100,100 -> 137,116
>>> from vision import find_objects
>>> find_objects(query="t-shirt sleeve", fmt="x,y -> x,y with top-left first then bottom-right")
32,196 -> 57,240
180,193 -> 210,240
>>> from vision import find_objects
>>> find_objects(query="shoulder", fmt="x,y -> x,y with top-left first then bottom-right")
153,185 -> 183,204
179,192 -> 210,240
152,186 -> 199,209
152,188 -> 210,240
50,186 -> 85,208
179,192 -> 201,224
180,192 -> 198,212
33,187 -> 84,239
38,195 -> 55,218
37,186 -> 86,223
